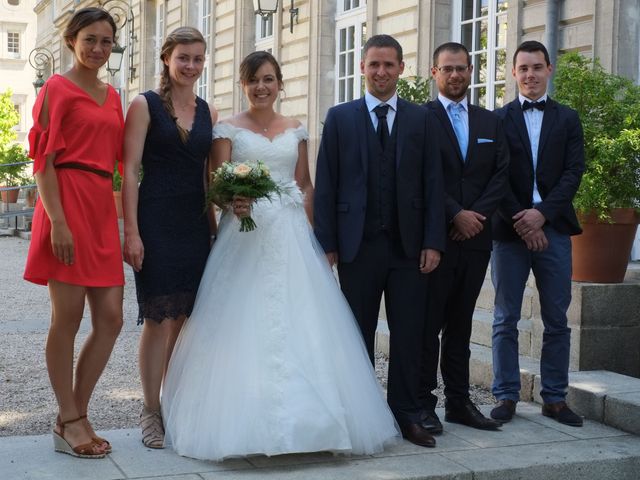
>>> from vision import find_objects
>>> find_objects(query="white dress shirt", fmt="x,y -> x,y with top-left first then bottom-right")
519,92 -> 548,205
365,91 -> 398,133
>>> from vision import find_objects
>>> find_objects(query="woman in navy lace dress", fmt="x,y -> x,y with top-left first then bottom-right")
121,27 -> 217,449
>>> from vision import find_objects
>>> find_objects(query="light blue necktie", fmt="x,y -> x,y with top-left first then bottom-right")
448,103 -> 468,161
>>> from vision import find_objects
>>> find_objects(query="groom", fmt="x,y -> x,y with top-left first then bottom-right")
314,34 -> 445,448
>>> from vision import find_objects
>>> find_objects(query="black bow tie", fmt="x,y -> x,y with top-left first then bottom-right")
522,100 -> 546,111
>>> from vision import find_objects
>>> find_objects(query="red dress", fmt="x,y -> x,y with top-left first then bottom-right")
24,74 -> 125,287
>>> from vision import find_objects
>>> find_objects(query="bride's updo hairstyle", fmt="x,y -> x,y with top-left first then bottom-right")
159,27 -> 206,143
239,51 -> 283,89
63,7 -> 117,51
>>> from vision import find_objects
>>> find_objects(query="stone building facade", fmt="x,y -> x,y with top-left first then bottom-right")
28,0 -> 640,162
0,0 -> 37,146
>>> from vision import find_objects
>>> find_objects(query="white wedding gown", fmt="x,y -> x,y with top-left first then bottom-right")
161,123 -> 400,461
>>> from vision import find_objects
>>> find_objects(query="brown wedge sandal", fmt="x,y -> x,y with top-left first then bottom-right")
57,415 -> 112,454
79,415 -> 112,453
140,405 -> 165,449
53,417 -> 106,459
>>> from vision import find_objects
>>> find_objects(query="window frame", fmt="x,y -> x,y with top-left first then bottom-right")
334,3 -> 367,104
452,0 -> 508,110
197,0 -> 212,101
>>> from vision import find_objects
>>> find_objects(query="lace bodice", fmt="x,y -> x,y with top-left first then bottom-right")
212,123 -> 308,184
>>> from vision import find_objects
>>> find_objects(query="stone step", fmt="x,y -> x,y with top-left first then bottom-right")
470,309 -> 533,356
469,343 -> 640,437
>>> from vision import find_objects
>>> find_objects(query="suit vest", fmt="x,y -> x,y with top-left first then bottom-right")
363,109 -> 399,238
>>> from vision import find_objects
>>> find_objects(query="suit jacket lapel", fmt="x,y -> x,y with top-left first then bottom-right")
537,97 -> 558,162
431,100 -> 464,164
508,98 -> 533,165
395,98 -> 406,167
466,105 -> 479,166
355,98 -> 369,173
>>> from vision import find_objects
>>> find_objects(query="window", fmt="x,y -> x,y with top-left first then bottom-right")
257,14 -> 274,40
8,0 -> 20,5
7,32 -> 20,57
454,0 -> 508,109
335,2 -> 366,103
255,13 -> 274,53
198,0 -> 212,101
155,0 -> 166,78
340,0 -> 361,12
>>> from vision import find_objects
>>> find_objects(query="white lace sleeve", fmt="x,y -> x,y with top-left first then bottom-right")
294,125 -> 309,142
212,122 -> 237,141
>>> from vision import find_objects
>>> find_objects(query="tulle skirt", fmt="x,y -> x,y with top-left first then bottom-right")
161,196 -> 400,461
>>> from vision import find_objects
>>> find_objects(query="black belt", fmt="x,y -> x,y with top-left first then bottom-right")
55,162 -> 112,179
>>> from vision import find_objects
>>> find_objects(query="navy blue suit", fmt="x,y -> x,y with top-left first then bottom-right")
491,97 -> 584,404
420,99 -> 509,410
314,96 -> 445,424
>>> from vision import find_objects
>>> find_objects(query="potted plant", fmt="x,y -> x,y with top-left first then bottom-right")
553,52 -> 640,282
113,165 -> 123,218
0,144 -> 28,204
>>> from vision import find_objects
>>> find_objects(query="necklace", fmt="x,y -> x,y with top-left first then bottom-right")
248,113 -> 275,133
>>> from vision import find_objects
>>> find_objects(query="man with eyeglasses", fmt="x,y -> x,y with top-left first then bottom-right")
419,42 -> 508,434
490,41 -> 584,427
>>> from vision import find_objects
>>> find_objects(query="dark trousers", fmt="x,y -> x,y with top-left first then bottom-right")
338,232 -> 428,425
420,248 -> 490,411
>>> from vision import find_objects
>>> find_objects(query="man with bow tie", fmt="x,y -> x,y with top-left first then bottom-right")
490,41 -> 585,427
419,42 -> 508,435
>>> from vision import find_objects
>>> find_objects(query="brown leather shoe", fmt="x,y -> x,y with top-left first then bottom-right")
490,399 -> 517,423
399,423 -> 436,448
542,401 -> 583,427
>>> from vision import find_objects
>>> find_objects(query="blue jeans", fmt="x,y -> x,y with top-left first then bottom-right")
491,227 -> 572,404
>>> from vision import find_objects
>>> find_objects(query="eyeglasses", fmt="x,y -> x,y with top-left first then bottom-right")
434,65 -> 469,74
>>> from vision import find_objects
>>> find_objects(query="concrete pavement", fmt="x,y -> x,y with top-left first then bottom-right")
3,402 -> 640,480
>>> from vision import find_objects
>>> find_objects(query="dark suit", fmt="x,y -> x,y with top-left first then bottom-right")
491,97 -> 584,404
314,96 -> 445,424
420,99 -> 509,411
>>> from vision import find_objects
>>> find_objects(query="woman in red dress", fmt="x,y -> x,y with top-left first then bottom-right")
24,8 -> 124,459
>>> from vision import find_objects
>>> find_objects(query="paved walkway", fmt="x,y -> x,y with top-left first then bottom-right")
3,402 -> 640,480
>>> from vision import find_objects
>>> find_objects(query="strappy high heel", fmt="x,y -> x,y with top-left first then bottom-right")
52,417 -> 106,459
140,405 -> 165,449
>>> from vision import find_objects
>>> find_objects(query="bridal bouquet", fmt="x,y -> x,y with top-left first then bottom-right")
208,161 -> 280,232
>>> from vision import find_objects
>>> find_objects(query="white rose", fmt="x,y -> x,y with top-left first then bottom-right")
233,164 -> 252,178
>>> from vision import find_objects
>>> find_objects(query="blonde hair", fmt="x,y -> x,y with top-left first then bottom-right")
159,27 -> 206,143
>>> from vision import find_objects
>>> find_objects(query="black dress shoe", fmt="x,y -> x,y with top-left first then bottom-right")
542,401 -> 583,427
399,423 -> 436,448
420,411 -> 443,434
445,399 -> 501,430
490,399 -> 517,423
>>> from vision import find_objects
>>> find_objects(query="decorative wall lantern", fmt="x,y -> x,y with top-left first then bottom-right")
253,0 -> 299,33
28,47 -> 55,96
101,0 -> 137,80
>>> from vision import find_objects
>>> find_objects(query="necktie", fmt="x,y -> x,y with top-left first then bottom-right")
373,104 -> 390,149
522,99 -> 546,111
448,103 -> 468,161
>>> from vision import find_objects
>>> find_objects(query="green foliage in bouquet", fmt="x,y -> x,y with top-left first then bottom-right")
553,52 -> 640,219
207,161 -> 280,232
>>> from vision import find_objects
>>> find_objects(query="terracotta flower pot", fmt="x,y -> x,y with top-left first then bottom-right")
113,191 -> 123,218
571,208 -> 640,283
1,187 -> 20,204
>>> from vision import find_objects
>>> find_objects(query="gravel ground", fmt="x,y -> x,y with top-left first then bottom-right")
0,235 -> 493,438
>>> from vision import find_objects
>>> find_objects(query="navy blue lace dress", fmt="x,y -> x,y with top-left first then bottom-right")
134,91 -> 212,324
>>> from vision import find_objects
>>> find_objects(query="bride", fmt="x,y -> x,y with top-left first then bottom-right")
161,51 -> 400,461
